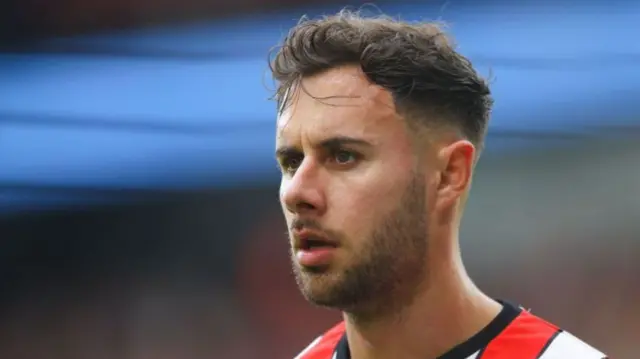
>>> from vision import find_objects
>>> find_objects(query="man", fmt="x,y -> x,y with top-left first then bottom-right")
271,10 -> 607,359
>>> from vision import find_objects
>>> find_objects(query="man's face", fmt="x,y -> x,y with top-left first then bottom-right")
275,66 -> 432,312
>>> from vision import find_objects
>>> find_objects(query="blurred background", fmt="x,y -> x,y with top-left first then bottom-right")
0,0 -> 638,358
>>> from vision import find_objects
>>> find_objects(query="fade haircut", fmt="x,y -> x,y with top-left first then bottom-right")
269,9 -> 493,152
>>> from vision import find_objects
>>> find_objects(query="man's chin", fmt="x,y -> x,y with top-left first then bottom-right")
301,289 -> 344,308
296,273 -> 347,307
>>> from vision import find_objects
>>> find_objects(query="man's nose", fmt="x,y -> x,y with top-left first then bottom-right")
280,159 -> 326,216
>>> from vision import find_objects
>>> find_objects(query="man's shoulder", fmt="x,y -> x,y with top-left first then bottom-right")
292,309 -> 607,359
293,322 -> 346,359
490,309 -> 607,358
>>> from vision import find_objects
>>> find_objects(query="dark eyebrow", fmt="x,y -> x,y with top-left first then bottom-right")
319,136 -> 372,150
275,136 -> 372,159
275,146 -> 300,159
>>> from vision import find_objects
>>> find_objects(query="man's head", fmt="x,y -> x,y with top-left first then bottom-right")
271,11 -> 492,314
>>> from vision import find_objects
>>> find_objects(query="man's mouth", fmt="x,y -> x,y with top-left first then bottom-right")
299,237 -> 337,250
294,234 -> 339,268
291,226 -> 339,252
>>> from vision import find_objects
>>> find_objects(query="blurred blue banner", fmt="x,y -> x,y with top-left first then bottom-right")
1,1 -> 639,212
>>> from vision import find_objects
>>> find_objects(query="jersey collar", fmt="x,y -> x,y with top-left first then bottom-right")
333,301 -> 521,359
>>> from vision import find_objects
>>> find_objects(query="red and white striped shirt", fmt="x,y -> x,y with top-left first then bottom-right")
294,302 -> 607,359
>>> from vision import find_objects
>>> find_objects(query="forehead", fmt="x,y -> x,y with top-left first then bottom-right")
276,66 -> 403,144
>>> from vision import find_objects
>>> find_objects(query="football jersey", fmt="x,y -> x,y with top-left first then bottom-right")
294,302 -> 607,359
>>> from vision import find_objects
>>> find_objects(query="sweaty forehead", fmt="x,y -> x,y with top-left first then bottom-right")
276,66 -> 400,143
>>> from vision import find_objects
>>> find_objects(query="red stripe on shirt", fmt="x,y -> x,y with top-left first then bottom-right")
298,322 -> 346,359
480,311 -> 559,359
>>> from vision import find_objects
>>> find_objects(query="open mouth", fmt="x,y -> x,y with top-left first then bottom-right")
300,237 -> 337,250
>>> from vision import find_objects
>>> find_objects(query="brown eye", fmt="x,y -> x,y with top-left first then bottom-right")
281,155 -> 303,173
333,150 -> 357,165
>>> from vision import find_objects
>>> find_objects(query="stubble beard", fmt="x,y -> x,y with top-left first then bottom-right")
290,174 -> 428,319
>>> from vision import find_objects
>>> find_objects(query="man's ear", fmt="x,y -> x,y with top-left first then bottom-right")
435,140 -> 476,210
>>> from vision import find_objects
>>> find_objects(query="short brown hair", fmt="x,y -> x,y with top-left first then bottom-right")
269,10 -> 493,149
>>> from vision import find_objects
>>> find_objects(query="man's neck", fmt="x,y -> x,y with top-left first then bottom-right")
342,254 -> 502,359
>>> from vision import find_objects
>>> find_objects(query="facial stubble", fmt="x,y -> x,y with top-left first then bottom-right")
290,173 -> 428,318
